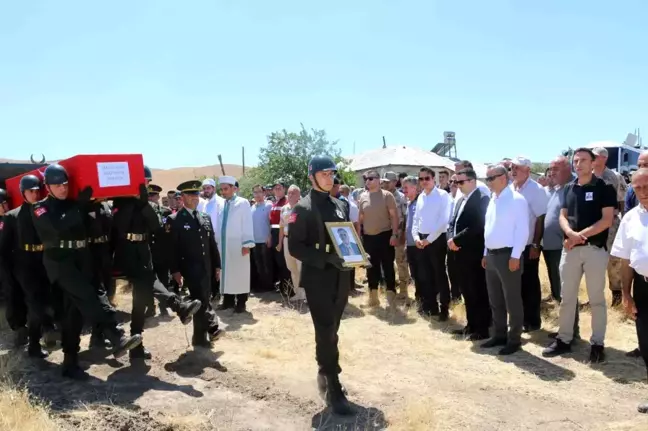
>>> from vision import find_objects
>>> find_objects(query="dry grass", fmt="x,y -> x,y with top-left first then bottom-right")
0,352 -> 59,431
1,257 -> 648,430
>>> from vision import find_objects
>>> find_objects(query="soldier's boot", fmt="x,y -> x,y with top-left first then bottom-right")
386,291 -> 397,309
325,375 -> 354,416
27,341 -> 49,359
105,328 -> 142,359
89,329 -> 112,350
61,354 -> 88,380
317,373 -> 347,401
208,325 -> 224,343
192,331 -> 212,348
129,343 -> 152,360
171,298 -> 201,325
396,284 -> 409,300
611,291 -> 623,307
42,329 -> 59,348
364,289 -> 380,308
13,327 -> 29,348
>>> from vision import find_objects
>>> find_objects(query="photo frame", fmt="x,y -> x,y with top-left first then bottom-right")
325,221 -> 369,267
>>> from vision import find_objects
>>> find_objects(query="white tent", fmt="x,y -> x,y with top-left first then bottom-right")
348,145 -> 456,173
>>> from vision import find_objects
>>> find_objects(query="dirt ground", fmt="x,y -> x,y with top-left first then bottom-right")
2,266 -> 648,430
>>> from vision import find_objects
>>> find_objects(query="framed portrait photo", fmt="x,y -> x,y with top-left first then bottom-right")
325,221 -> 369,267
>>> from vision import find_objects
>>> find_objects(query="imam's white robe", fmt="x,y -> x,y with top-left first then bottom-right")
216,196 -> 255,295
198,194 -> 224,240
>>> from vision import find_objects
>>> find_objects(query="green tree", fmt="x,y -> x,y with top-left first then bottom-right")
256,124 -> 353,192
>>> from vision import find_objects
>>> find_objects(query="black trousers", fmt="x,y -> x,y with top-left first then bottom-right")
15,254 -> 55,345
4,277 -> 28,331
633,272 -> 648,371
44,252 -> 123,350
304,266 -> 350,375
542,249 -> 562,301
89,244 -> 115,337
363,231 -> 396,292
521,245 -> 542,328
270,228 -> 290,291
129,269 -> 177,336
406,245 -> 422,300
185,273 -> 218,337
251,242 -> 273,292
447,250 -> 462,300
455,249 -> 491,335
418,233 -> 450,311
60,293 -> 84,356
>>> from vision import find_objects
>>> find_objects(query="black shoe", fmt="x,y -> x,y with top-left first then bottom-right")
480,337 -> 507,349
626,348 -> 642,358
451,327 -> 470,336
208,327 -> 224,342
467,332 -> 489,341
542,339 -> 571,357
62,355 -> 88,380
498,344 -> 521,355
28,345 -> 49,359
129,344 -> 152,360
523,324 -> 541,333
611,291 -> 623,307
638,401 -> 648,414
438,307 -> 449,322
111,334 -> 143,359
548,331 -> 580,341
13,327 -> 29,348
234,303 -> 247,314
589,345 -> 605,363
89,334 -> 112,350
325,375 -> 354,416
176,299 -> 201,325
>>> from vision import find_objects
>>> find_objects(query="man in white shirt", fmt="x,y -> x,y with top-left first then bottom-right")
510,156 -> 549,332
481,164 -> 529,355
611,168 -> 648,414
412,167 -> 452,320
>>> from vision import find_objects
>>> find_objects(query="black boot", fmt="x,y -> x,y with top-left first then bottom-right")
208,325 -> 224,342
62,354 -> 88,380
27,343 -> 49,359
325,375 -> 354,416
105,328 -> 143,359
13,327 -> 29,348
171,298 -> 201,325
89,330 -> 112,350
129,344 -> 152,360
192,332 -> 211,348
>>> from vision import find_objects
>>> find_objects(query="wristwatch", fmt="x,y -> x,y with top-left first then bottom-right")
531,243 -> 541,249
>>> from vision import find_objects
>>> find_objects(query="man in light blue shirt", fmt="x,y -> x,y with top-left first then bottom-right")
250,184 -> 273,292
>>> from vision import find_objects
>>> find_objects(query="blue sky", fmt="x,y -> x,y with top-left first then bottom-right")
1,1 -> 646,169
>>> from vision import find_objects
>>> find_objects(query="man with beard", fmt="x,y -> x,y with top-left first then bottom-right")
198,178 -> 224,300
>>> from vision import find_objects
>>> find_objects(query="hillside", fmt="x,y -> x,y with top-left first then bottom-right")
0,158 -> 245,194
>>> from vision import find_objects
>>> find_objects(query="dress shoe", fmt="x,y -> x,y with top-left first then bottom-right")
110,334 -> 143,359
542,339 -> 571,357
480,337 -> 507,348
129,344 -> 152,360
589,345 -> 605,363
467,333 -> 489,341
175,299 -> 201,325
62,354 -> 89,381
498,344 -> 521,355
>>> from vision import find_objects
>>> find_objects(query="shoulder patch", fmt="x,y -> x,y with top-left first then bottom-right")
288,212 -> 298,223
34,207 -> 47,217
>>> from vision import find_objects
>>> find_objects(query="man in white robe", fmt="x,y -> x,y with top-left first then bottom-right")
198,178 -> 225,299
215,175 -> 255,313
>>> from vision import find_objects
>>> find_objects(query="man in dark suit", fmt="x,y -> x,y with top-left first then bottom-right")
337,228 -> 361,256
447,168 -> 491,340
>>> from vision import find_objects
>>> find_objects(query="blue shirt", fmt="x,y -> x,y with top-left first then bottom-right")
251,201 -> 271,243
406,196 -> 418,247
543,185 -> 567,250
625,185 -> 638,212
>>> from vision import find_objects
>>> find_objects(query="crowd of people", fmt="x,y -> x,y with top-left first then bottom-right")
2,146 -> 648,414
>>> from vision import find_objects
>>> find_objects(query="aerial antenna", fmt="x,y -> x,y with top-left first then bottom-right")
382,136 -> 386,149
217,154 -> 226,175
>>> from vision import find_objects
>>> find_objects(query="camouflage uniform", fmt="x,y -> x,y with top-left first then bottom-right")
392,189 -> 410,295
600,168 -> 627,294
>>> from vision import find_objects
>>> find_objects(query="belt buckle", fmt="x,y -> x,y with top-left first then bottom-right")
76,240 -> 84,248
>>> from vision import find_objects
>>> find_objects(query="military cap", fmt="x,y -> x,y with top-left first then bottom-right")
147,184 -> 162,194
177,180 -> 202,194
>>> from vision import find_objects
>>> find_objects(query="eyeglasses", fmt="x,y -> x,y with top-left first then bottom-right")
485,173 -> 504,182
418,176 -> 431,181
454,180 -> 468,185
363,176 -> 377,181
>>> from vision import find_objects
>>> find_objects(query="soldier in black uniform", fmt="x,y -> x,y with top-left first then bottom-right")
0,175 -> 57,358
145,183 -> 174,317
85,196 -> 116,349
31,164 -> 142,378
288,155 -> 354,416
0,187 -> 30,347
111,165 -> 201,360
166,180 -> 223,347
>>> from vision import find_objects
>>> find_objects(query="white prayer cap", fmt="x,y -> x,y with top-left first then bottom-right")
219,175 -> 237,186
202,178 -> 216,188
